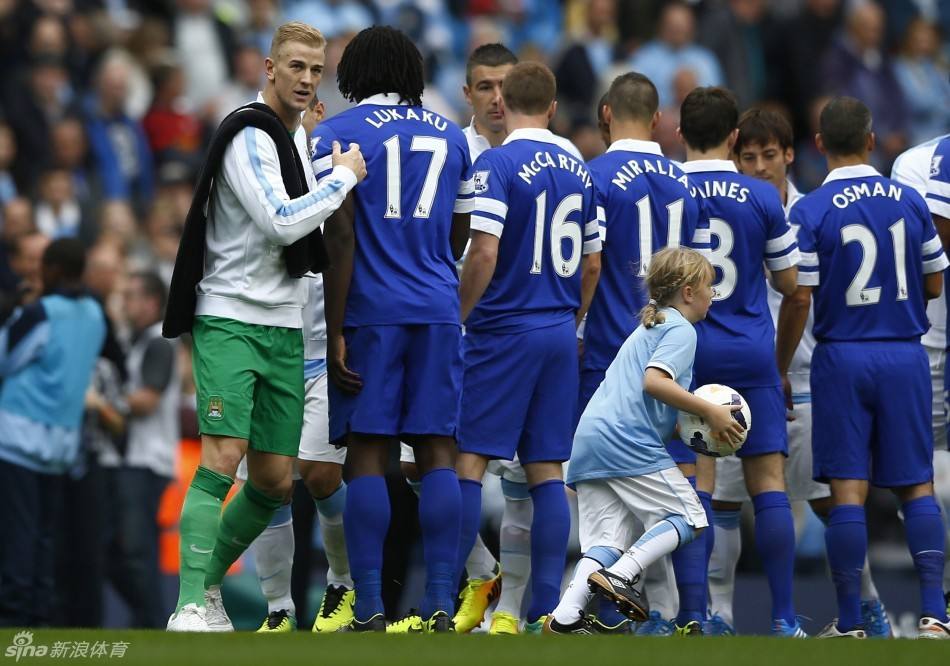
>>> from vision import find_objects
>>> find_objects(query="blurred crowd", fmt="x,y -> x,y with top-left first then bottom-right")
0,0 -> 949,628
2,0 -> 950,305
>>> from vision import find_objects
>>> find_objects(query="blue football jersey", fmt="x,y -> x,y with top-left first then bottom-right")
311,93 -> 474,327
465,128 -> 601,333
926,136 -> 950,220
793,164 -> 948,341
583,139 -> 710,372
683,160 -> 799,387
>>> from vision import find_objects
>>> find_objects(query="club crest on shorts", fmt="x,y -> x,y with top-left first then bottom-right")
207,396 -> 224,420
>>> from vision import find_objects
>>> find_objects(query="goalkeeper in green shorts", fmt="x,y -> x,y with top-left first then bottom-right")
165,21 -> 365,631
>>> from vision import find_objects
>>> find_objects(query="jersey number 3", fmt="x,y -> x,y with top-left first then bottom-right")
708,218 -> 737,301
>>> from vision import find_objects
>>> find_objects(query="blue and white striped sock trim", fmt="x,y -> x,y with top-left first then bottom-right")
268,502 -> 293,527
713,509 -> 741,530
584,545 -> 622,568
500,478 -> 531,501
662,514 -> 696,546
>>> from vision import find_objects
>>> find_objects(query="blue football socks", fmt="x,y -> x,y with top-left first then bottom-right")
825,504 -> 866,631
902,496 -> 949,621
697,489 -> 715,579
526,480 -> 571,624
418,468 -> 462,619
752,491 -> 797,625
457,478 -> 483,585
672,476 -> 706,625
671,535 -> 706,624
344,475 -> 390,621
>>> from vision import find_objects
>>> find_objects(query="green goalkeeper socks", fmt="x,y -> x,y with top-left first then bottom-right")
176,466 -> 233,611
204,481 -> 284,589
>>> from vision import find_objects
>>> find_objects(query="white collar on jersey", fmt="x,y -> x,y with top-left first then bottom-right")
785,178 -> 804,214
606,138 -> 663,155
786,178 -> 801,200
822,164 -> 881,184
357,92 -> 411,107
465,117 -> 492,152
503,128 -> 583,160
503,127 -> 559,145
680,159 -> 738,173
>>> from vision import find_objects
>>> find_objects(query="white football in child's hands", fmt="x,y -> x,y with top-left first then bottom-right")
677,384 -> 751,457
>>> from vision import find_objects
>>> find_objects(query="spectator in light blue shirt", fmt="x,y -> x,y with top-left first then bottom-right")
627,2 -> 724,108
0,238 -> 105,627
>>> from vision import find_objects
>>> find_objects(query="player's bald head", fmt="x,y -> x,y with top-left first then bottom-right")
819,96 -> 872,157
607,72 -> 658,124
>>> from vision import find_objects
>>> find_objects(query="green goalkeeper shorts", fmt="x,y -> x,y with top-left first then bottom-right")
192,315 -> 304,456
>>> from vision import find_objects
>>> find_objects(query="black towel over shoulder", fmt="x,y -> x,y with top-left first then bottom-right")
163,102 -> 329,339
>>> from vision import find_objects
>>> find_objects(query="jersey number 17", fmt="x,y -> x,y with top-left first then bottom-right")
383,135 -> 447,219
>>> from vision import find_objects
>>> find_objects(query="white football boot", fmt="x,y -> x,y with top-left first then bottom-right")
204,586 -> 234,632
816,621 -> 866,639
917,616 -> 950,640
167,603 -> 212,632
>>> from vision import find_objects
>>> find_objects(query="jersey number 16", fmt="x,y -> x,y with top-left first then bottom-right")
530,191 -> 583,278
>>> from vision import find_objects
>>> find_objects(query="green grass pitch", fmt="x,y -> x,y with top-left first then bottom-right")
2,630 -> 947,666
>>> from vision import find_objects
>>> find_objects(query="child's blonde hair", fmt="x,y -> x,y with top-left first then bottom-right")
639,247 -> 714,328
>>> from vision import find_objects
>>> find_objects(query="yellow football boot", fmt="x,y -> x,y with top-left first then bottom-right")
257,609 -> 296,633
453,572 -> 502,633
488,611 -> 520,635
312,585 -> 355,633
386,612 -> 424,634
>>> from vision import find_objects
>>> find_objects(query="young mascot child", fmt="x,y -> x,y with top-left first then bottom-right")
546,247 -> 744,633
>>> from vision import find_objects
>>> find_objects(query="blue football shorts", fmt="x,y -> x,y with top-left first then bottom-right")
812,340 -> 933,487
460,319 -> 578,464
328,324 -> 462,444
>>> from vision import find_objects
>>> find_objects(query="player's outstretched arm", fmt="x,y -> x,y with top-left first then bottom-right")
227,132 -> 362,247
459,231 -> 499,323
576,251 -> 601,330
643,367 -> 744,445
323,194 -> 362,394
450,213 -> 471,262
775,285 -> 812,409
